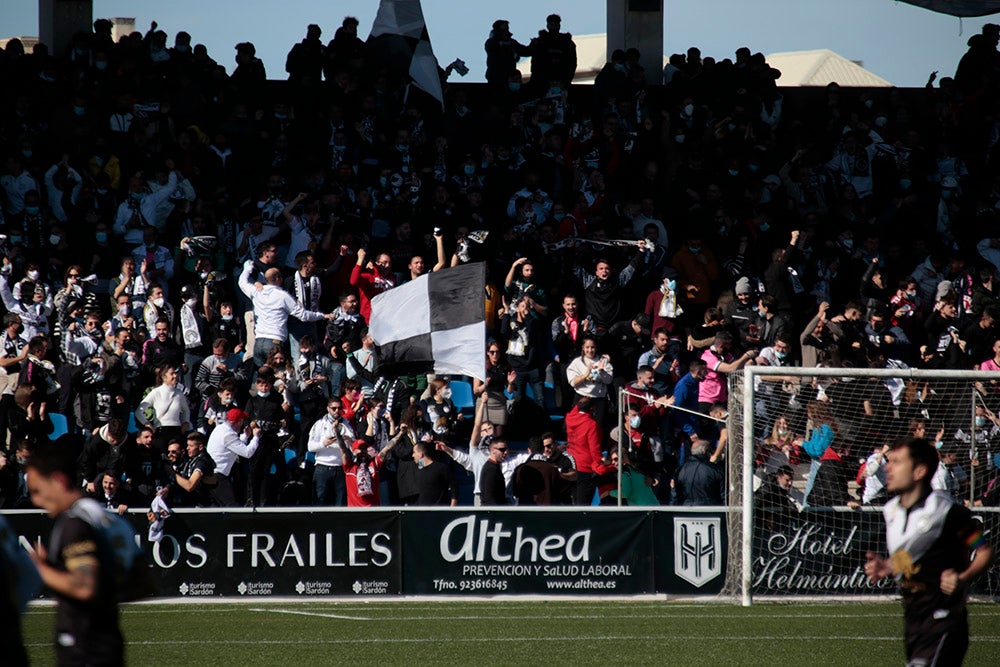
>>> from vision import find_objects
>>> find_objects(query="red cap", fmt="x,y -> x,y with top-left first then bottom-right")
227,408 -> 250,423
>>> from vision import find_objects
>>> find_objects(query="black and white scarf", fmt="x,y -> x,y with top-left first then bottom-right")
180,304 -> 202,349
293,271 -> 321,312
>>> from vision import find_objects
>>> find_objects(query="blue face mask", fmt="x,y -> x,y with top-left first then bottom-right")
463,165 -> 476,176
553,212 -> 565,222
976,416 -> 987,428
73,105 -> 86,116
508,82 -> 521,92
666,279 -> 677,291
759,223 -> 770,232
688,245 -> 701,254
96,232 -> 108,244
24,206 -> 39,215
775,351 -> 788,360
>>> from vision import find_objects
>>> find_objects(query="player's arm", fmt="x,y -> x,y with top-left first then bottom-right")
28,541 -> 98,601
864,551 -> 892,583
941,542 -> 994,595
174,468 -> 203,492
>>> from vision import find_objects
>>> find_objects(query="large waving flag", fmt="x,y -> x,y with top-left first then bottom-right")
369,262 -> 485,380
367,0 -> 444,105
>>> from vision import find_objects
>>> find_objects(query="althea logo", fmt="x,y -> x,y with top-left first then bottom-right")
439,516 -> 591,563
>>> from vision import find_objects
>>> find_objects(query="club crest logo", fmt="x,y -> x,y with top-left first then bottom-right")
674,517 -> 721,587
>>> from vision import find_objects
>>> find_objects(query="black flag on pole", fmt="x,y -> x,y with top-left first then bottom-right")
369,262 -> 486,380
367,0 -> 444,106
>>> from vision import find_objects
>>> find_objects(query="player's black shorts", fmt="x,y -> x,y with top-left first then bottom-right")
904,606 -> 968,667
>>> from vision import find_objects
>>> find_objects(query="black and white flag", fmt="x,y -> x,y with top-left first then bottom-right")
369,262 -> 485,380
368,0 -> 444,105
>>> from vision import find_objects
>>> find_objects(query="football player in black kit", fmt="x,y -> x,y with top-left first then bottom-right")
865,437 -> 994,666
26,442 -> 125,666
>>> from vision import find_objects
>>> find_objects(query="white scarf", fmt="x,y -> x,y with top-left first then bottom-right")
293,271 -> 321,311
335,308 -> 359,323
180,303 -> 202,348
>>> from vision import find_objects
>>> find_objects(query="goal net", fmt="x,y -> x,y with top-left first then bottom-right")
723,366 -> 1000,605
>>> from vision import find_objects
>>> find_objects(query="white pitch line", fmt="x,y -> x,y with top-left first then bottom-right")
249,608 -> 371,621
22,635 -> 1000,648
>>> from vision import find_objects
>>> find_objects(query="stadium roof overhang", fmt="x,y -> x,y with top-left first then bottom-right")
897,0 -> 1000,17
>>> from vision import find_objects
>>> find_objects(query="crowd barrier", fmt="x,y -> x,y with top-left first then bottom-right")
4,507 -> 998,598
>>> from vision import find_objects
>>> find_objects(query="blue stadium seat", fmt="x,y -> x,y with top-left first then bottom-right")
48,413 -> 69,440
450,380 -> 475,415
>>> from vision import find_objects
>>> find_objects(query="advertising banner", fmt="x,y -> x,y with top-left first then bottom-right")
4,510 -> 402,598
752,509 -> 894,596
652,511 -> 728,595
401,510 -> 655,595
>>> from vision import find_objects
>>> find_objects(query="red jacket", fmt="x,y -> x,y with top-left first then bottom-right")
565,405 -> 603,474
349,264 -> 395,322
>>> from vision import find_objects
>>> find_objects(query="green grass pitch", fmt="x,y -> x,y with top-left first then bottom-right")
20,600 -> 1000,665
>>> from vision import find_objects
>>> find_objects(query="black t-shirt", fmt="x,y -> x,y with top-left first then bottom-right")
479,459 -> 507,505
902,501 -> 982,622
49,507 -> 123,665
415,460 -> 455,506
177,451 -> 215,507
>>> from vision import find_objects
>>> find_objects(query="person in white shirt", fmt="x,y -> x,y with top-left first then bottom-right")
436,393 -> 529,504
238,261 -> 333,366
308,397 -> 355,506
206,408 -> 260,506
113,165 -> 179,245
135,366 -> 191,453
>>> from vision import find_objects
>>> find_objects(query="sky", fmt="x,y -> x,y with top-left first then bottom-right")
2,0 -> 998,87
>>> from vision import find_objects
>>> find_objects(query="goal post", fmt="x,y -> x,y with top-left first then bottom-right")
728,366 -> 1000,606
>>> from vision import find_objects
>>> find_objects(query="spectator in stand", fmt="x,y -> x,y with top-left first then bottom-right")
136,366 -> 191,455
484,20 -> 527,88
500,296 -> 547,407
307,397 -> 354,507
566,336 -> 614,425
413,440 -> 457,506
206,408 -> 259,507
673,439 -> 724,506
672,234 -> 719,323
573,246 -> 646,335
699,332 -> 755,413
527,14 -> 577,89
565,397 -> 603,505
513,437 -> 563,506
349,248 -> 395,323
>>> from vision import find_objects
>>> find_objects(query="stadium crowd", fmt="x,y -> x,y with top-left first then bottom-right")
2,14 -> 1000,513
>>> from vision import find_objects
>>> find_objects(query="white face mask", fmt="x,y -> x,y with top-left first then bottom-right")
683,103 -> 694,116
49,234 -> 61,245
118,305 -> 129,316
152,297 -> 165,308
27,270 -> 39,280
221,314 -> 233,321
629,415 -> 641,428
185,298 -> 198,308
258,390 -> 271,398
440,388 -> 452,400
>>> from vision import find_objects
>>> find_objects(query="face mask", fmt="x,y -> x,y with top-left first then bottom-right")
24,205 -> 39,215
333,144 -> 346,151
934,440 -> 943,450
379,176 -> 388,187
728,169 -> 739,177
759,223 -> 770,232
118,305 -> 129,316
396,144 -> 408,152
131,192 -> 143,202
674,134 -> 686,144
508,82 -> 521,92
49,234 -> 61,245
941,190 -> 953,200
900,178 -> 912,190
73,105 -> 86,116
905,290 -> 917,299
221,396 -> 232,405
865,99 -> 874,109
629,415 -> 642,428
176,44 -> 190,53
840,239 -> 853,251
152,297 -> 165,308
778,428 -> 789,436
553,212 -> 565,222
666,279 -> 677,291
199,271 -> 209,280
549,87 -> 562,95
222,314 -> 233,321
440,388 -> 453,400
874,116 -> 888,128
688,245 -> 701,254
775,351 -> 788,360
275,113 -> 288,120
95,61 -> 108,71
258,390 -> 271,398
614,63 -> 626,73
27,270 -> 39,280
10,235 -> 22,244
22,150 -> 32,159
683,103 -> 694,116
186,298 -> 198,308
976,416 -> 988,428
463,165 -> 476,176
96,232 -> 108,244
146,242 -> 157,251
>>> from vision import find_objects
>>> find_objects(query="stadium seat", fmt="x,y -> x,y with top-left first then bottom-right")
48,413 -> 69,440
450,380 -> 475,415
